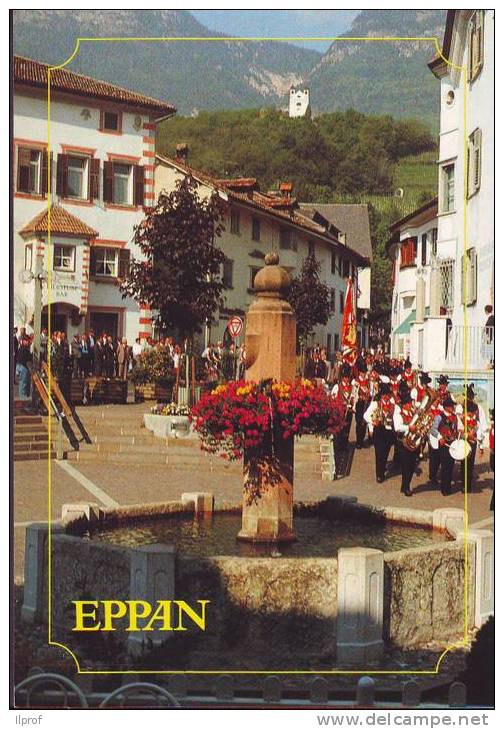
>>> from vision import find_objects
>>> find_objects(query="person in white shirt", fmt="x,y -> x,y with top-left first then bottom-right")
364,382 -> 396,483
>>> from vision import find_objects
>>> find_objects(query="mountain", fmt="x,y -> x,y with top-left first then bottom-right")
11,10 -> 320,115
304,10 -> 446,127
12,10 -> 446,125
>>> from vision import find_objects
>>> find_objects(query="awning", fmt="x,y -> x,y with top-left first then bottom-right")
393,307 -> 430,336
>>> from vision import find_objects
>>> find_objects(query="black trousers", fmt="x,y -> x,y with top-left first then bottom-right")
429,445 -> 441,481
373,426 -> 395,480
397,441 -> 419,493
337,411 -> 353,449
440,446 -> 455,495
355,399 -> 368,447
461,441 -> 477,492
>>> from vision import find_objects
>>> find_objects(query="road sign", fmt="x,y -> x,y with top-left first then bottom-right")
227,316 -> 243,338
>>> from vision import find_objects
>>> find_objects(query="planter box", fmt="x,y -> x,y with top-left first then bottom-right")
134,383 -> 172,402
85,376 -> 107,403
105,379 -> 128,404
143,413 -> 192,439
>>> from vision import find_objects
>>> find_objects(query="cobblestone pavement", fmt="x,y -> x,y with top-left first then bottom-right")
13,423 -> 494,581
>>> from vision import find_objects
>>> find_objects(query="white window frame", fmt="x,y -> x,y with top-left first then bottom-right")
112,163 -> 133,206
440,161 -> 456,214
66,155 -> 89,200
53,244 -> 76,273
94,247 -> 118,277
467,128 -> 482,198
17,147 -> 42,195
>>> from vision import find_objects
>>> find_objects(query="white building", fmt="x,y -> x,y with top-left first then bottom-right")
13,55 -> 175,342
289,87 -> 310,118
388,198 -> 438,360
389,10 -> 494,406
155,151 -> 372,353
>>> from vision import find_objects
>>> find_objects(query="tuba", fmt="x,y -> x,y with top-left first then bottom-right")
403,392 -> 436,451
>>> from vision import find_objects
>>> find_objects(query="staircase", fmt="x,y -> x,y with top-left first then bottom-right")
65,404 -> 325,477
14,415 -> 57,462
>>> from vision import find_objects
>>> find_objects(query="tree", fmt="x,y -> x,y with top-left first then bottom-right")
120,176 -> 226,339
288,254 -> 332,347
367,203 -> 400,345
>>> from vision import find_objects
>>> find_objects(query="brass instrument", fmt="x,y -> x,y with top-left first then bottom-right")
403,392 -> 436,452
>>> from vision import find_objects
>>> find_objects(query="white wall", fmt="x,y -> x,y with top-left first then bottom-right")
14,87 -> 156,340
436,11 -> 494,329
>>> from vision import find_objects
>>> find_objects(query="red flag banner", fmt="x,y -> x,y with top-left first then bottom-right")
341,277 -> 357,363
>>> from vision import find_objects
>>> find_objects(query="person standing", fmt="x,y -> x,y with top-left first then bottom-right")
71,333 -> 82,379
364,382 -> 395,483
431,396 -> 463,496
13,328 -> 19,382
353,360 -> 371,449
103,335 -> 116,379
393,386 -> 419,496
116,337 -> 130,380
80,334 -> 91,378
16,337 -> 32,399
132,337 -> 143,369
331,364 -> 354,449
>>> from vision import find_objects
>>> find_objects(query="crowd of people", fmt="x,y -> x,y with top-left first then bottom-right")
302,346 -> 494,504
13,327 -> 248,396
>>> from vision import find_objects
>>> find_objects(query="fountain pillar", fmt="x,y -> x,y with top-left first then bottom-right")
237,251 -> 297,543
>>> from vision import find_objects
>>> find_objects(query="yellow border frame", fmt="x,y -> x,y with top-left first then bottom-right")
42,34 -> 470,676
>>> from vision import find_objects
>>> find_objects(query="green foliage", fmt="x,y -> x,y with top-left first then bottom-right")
130,349 -> 176,386
159,109 -> 434,202
288,254 -> 332,344
120,176 -> 226,338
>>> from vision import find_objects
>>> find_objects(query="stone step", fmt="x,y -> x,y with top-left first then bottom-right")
14,440 -> 50,452
14,433 -> 48,444
14,450 -> 56,462
14,415 -> 44,425
90,433 -> 167,446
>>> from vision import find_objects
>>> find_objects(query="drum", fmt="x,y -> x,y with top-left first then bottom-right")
449,438 -> 471,461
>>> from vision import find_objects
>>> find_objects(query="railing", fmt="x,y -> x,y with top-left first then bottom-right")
445,325 -> 494,369
14,670 -> 471,709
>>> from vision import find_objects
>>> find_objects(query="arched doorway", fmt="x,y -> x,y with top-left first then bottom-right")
41,303 -> 82,336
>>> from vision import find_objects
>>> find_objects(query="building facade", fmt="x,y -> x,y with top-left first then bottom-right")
155,152 -> 371,354
13,55 -> 175,343
388,11 -> 494,407
388,198 -> 438,360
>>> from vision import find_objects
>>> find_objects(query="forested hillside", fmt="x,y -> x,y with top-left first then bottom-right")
158,108 -> 435,202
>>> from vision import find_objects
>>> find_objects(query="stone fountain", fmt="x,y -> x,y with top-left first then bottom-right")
237,251 -> 297,543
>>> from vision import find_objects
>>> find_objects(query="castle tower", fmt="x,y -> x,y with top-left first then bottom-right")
289,87 -> 310,118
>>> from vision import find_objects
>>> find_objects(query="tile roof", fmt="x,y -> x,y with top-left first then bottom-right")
14,55 -> 176,117
156,154 -> 369,265
300,203 -> 373,261
20,205 -> 98,238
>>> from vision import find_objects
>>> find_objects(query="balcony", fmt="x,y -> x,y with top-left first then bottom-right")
445,325 -> 494,370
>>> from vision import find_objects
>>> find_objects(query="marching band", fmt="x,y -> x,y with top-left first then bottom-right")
308,348 -> 491,499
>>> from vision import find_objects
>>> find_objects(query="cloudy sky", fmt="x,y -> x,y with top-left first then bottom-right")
190,10 -> 360,52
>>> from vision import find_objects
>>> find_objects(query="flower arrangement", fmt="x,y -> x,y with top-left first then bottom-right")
190,379 -> 345,460
151,402 -> 191,417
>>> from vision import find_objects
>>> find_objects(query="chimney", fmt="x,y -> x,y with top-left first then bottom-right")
279,182 -> 293,198
175,143 -> 189,163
